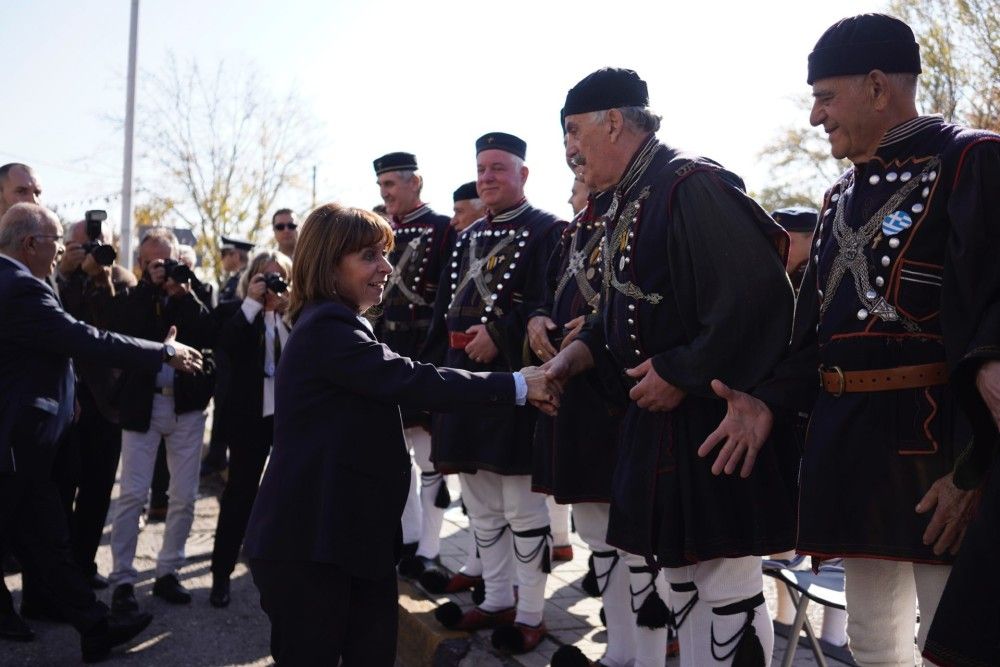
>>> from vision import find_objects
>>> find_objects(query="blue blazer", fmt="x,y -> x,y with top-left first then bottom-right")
0,257 -> 163,474
244,300 -> 515,580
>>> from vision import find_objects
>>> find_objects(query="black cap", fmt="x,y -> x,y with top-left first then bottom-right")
453,182 -> 479,202
772,206 -> 819,233
807,14 -> 921,85
563,68 -> 649,119
220,235 -> 255,253
475,132 -> 527,159
373,152 -> 418,176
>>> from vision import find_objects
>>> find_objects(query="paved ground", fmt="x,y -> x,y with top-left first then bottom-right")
5,473 -> 855,666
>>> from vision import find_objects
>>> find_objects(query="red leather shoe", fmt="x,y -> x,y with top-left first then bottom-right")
552,544 -> 574,562
444,572 -> 484,593
491,621 -> 548,654
455,606 -> 516,631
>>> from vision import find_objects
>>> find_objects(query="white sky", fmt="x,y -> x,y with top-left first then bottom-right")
1,0 -> 884,228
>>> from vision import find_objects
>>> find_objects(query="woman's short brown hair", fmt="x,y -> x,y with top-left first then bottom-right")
286,203 -> 394,323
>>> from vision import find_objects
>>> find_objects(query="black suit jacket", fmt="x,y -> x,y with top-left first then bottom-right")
114,280 -> 215,432
215,303 -> 276,439
0,257 -> 163,474
244,300 -> 515,580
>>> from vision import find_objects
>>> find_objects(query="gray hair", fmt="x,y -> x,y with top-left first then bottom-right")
591,106 -> 662,134
395,169 -> 423,195
0,202 -> 57,252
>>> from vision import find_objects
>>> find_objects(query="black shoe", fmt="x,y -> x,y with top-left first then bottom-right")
80,611 -> 153,663
145,506 -> 167,523
398,554 -> 439,579
152,574 -> 191,604
400,541 -> 418,559
209,576 -> 230,608
0,606 -> 33,642
88,573 -> 110,590
111,584 -> 139,615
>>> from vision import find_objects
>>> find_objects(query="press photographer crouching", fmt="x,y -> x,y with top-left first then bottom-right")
208,250 -> 291,608
53,211 -> 136,591
107,227 -> 215,611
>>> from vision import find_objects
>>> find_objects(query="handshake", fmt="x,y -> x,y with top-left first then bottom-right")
519,365 -> 564,416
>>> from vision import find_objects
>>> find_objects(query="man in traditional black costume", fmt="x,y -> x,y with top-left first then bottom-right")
428,133 -> 563,654
703,14 -> 1000,666
541,68 -> 797,666
372,152 -> 454,578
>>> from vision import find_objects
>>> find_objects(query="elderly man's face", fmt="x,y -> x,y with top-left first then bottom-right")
564,112 -> 617,191
451,199 -> 483,232
377,172 -> 421,218
1,166 -> 42,215
24,215 -> 64,279
810,75 -> 883,164
476,149 -> 526,213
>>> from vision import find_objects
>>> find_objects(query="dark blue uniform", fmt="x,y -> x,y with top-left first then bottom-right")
429,201 -> 563,474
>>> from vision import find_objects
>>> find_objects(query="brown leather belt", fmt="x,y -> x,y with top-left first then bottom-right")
820,362 -> 948,397
449,331 -> 476,350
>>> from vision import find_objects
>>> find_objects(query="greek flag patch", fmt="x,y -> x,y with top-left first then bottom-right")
882,211 -> 913,236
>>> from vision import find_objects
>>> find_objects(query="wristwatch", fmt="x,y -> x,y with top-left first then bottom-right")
162,344 -> 177,364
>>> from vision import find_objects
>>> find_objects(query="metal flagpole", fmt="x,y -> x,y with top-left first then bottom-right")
120,0 -> 140,270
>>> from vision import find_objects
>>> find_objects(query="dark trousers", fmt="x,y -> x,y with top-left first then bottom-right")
53,388 -> 122,577
210,415 -> 273,578
0,412 -> 106,634
249,558 -> 398,666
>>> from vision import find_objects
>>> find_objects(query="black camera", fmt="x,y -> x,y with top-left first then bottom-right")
262,272 -> 288,294
81,210 -> 117,267
162,258 -> 196,284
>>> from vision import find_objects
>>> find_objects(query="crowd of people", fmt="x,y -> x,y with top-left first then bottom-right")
1,11 -> 999,667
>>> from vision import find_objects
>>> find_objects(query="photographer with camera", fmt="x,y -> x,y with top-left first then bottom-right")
107,227 -> 215,612
207,250 -> 290,608
51,212 -> 137,591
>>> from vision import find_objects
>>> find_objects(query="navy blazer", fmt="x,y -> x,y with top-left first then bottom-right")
244,300 -> 515,580
0,257 -> 163,474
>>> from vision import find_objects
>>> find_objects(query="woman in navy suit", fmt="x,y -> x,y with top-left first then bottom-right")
244,203 -> 553,666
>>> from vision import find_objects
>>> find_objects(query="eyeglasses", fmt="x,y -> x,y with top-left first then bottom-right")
273,223 -> 297,231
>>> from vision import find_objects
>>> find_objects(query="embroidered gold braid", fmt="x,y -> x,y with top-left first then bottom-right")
819,158 -> 938,331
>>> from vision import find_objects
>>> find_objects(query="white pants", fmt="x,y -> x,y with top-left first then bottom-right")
110,395 -> 206,585
460,471 -> 549,625
844,559 -> 951,667
548,496 -> 571,546
664,556 -> 773,667
399,427 -> 446,559
575,503 -> 649,667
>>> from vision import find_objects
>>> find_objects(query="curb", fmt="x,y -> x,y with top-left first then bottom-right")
396,578 -> 472,666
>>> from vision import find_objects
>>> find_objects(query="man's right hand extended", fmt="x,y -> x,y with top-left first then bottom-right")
163,325 -> 203,374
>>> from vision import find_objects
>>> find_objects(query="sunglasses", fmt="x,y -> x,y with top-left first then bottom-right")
273,223 -> 297,231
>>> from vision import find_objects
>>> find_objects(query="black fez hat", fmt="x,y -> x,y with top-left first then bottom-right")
220,235 -> 255,253
475,132 -> 527,160
563,68 -> 649,119
373,152 -> 418,176
807,14 -> 921,85
453,182 -> 479,202
772,206 -> 819,233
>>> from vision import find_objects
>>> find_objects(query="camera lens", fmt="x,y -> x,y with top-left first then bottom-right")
91,245 -> 117,267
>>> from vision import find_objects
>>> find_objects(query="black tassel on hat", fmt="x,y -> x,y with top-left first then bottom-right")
434,481 -> 451,509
